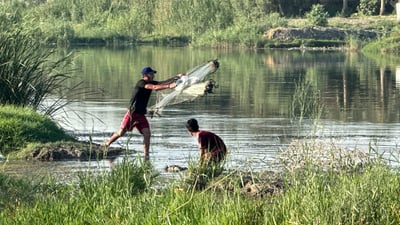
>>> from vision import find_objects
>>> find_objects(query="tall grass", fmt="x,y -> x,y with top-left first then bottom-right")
279,78 -> 400,224
192,12 -> 288,48
0,157 -> 265,224
2,0 -> 291,48
0,172 -> 42,212
362,35 -> 400,54
1,146 -> 400,224
346,35 -> 368,51
268,163 -> 400,224
289,80 -> 324,137
271,140 -> 400,225
0,30 -> 74,114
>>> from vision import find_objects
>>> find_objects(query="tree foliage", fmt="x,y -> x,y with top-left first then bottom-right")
306,4 -> 329,27
357,0 -> 380,16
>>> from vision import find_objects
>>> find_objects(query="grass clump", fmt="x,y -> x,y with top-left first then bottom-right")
290,80 -> 323,121
0,105 -> 74,155
289,80 -> 324,136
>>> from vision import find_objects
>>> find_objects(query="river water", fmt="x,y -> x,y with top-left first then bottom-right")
2,46 -> 400,180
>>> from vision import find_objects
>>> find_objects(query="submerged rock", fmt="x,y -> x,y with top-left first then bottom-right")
164,165 -> 188,172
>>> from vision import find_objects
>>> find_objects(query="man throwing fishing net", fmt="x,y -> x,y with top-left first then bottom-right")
104,66 -> 185,160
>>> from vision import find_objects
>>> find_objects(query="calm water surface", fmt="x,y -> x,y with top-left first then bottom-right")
3,46 -> 400,180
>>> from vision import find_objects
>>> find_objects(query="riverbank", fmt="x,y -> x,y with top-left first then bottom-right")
51,15 -> 398,54
72,16 -> 398,50
267,16 -> 399,51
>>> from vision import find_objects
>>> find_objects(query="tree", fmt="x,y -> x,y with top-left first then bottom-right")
306,4 -> 329,27
357,0 -> 379,16
342,0 -> 349,16
379,0 -> 385,15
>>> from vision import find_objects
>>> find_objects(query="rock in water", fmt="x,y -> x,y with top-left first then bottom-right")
164,165 -> 188,172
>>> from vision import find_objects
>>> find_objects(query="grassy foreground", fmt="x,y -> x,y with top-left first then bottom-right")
1,148 -> 400,224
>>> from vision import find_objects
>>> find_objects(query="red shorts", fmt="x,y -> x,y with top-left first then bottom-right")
120,110 -> 149,134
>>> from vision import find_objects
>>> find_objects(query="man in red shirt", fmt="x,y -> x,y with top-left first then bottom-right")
104,66 -> 184,160
185,118 -> 227,165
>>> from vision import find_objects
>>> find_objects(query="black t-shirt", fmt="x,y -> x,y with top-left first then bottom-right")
129,79 -> 158,114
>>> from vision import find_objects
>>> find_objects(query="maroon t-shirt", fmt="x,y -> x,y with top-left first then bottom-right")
198,130 -> 226,160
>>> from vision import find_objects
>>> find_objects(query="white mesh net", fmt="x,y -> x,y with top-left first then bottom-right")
148,59 -> 219,116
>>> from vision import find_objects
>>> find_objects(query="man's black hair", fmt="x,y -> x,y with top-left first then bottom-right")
186,118 -> 199,132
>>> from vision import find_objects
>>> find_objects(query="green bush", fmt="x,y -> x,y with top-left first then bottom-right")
305,4 -> 329,27
357,0 -> 379,16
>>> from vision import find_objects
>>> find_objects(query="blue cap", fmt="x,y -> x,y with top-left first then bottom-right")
141,67 -> 157,75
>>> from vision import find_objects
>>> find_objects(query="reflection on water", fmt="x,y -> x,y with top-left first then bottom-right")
2,47 -> 400,181
1,159 -> 114,184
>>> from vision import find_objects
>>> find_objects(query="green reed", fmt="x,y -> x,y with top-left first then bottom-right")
289,80 -> 324,137
0,30 -> 73,114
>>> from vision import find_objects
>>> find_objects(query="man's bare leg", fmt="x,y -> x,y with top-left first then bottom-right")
104,129 -> 126,147
141,128 -> 151,161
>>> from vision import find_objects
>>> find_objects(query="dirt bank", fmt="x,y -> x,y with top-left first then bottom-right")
264,26 -> 380,41
25,141 -> 125,161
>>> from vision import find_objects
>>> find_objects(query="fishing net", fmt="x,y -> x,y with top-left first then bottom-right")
148,59 -> 220,116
